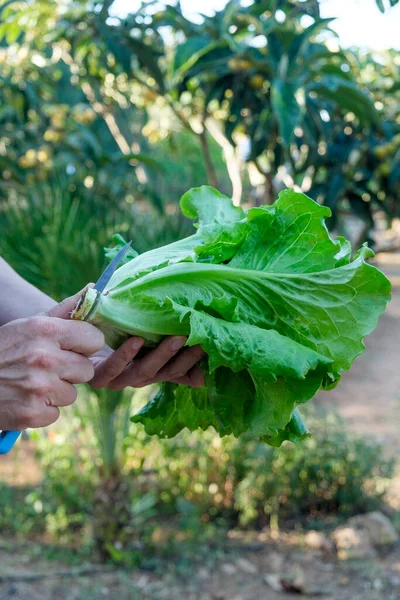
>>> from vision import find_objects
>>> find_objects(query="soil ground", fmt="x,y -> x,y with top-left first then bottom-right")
0,253 -> 400,600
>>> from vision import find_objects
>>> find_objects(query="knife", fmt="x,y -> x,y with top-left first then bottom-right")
0,241 -> 132,455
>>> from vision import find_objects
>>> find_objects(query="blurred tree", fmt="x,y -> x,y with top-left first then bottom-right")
0,0 -> 166,208
375,0 -> 400,11
308,49 -> 400,244
2,0 -> 399,222
153,1 -> 380,204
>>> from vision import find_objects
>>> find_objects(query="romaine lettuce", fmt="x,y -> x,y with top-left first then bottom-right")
72,187 -> 391,445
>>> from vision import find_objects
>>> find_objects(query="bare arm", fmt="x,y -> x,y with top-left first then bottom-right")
0,258 -> 205,389
0,258 -> 56,325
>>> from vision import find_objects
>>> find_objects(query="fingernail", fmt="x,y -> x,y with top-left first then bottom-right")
132,338 -> 144,351
171,337 -> 186,351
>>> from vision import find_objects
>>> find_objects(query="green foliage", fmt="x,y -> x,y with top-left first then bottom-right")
234,412 -> 395,526
308,49 -> 400,238
148,410 -> 395,529
0,178 -> 194,299
150,130 -> 232,199
375,0 -> 400,12
0,407 -> 394,555
84,388 -> 133,479
75,186 -> 389,443
0,0 -> 398,566
0,179 -> 119,299
0,0 -> 399,229
164,4 -> 379,157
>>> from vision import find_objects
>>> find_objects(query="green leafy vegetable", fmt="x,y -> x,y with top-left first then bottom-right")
72,187 -> 391,445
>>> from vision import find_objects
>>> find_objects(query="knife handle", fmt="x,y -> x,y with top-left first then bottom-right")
0,430 -> 21,454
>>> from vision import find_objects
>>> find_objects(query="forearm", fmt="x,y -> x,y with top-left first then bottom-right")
0,258 -> 56,325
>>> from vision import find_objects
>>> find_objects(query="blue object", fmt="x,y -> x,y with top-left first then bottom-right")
0,430 -> 21,454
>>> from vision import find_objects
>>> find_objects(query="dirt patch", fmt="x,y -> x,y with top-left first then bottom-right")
317,254 -> 400,457
317,253 -> 400,509
0,535 -> 399,600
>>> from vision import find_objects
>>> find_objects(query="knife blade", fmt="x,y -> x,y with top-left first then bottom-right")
94,241 -> 132,293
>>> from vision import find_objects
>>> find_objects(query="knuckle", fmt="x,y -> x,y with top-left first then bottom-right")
17,398 -> 60,429
165,361 -> 187,380
28,316 -> 58,338
82,323 -> 105,348
25,374 -> 51,396
191,378 -> 204,388
94,330 -> 105,349
23,412 -> 40,429
86,362 -> 96,382
20,404 -> 43,429
193,346 -> 206,359
135,366 -> 152,382
27,348 -> 56,371
65,356 -> 95,385
134,381 -> 148,389
89,375 -> 103,389
168,369 -> 186,380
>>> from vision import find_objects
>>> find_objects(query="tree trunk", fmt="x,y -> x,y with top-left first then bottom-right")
199,130 -> 219,188
253,159 -> 276,204
205,118 -> 243,205
93,474 -> 132,562
264,172 -> 275,205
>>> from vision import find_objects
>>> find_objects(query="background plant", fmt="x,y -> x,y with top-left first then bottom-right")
0,0 -> 399,566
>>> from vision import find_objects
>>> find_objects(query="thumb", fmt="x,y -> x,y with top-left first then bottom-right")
44,284 -> 95,320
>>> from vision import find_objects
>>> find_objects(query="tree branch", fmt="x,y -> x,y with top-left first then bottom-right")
205,118 -> 243,205
199,128 -> 219,188
61,49 -> 148,184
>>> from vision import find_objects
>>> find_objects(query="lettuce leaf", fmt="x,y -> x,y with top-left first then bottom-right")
74,187 -> 391,445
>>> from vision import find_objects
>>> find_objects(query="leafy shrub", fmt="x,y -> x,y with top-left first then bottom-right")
0,178 -> 193,300
234,411 -> 395,527
0,404 -> 394,560
135,410 -> 395,530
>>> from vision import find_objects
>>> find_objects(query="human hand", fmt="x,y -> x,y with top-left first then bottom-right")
89,336 -> 205,390
0,289 -> 104,430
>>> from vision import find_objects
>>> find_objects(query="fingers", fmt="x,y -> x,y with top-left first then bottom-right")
44,284 -> 94,320
86,335 -> 206,391
171,364 -> 205,388
24,405 -> 61,430
3,401 -> 61,431
56,319 -> 105,356
13,380 -> 77,429
108,336 -> 187,390
90,337 -> 145,389
29,406 -> 60,429
27,345 -> 95,384
45,379 -> 77,408
56,351 -> 95,384
24,316 -> 105,357
40,285 -> 105,356
109,339 -> 205,390
155,345 -> 205,382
